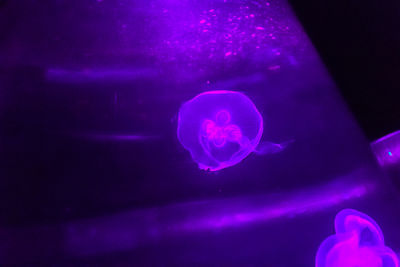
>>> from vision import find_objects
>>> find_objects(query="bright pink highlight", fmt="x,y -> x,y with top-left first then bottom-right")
316,209 -> 399,267
325,234 -> 383,267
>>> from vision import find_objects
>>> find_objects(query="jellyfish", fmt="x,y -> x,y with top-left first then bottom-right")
316,209 -> 399,267
177,90 -> 289,171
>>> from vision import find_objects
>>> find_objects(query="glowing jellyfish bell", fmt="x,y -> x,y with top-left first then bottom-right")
177,90 -> 274,171
316,209 -> 399,267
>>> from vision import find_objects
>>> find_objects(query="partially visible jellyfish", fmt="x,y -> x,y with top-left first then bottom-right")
177,90 -> 289,171
316,209 -> 399,267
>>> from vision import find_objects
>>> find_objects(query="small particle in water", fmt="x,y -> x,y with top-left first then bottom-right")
225,51 -> 232,57
200,19 -> 206,24
268,65 -> 280,71
388,151 -> 393,156
256,26 -> 265,30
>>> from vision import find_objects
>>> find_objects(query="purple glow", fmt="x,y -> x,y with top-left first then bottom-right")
204,73 -> 265,91
89,134 -> 157,141
1,175 -> 372,262
371,130 -> 400,166
177,90 -> 263,171
46,68 -> 157,83
372,130 -> 400,144
63,178 -> 370,257
181,180 -> 370,231
316,209 -> 399,267
1,0 -> 388,265
70,132 -> 158,142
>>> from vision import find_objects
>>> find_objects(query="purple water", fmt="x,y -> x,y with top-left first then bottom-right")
0,0 -> 400,265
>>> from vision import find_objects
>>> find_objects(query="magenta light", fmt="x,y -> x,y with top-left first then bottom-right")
177,90 -> 263,171
316,209 -> 399,267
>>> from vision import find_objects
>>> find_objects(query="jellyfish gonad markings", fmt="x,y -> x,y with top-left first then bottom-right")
200,110 -> 245,149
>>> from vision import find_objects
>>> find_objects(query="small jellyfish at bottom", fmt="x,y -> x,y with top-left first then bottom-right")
316,209 -> 399,267
177,90 -> 288,171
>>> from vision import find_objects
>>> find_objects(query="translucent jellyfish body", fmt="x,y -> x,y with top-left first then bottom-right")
177,90 -> 263,171
316,209 -> 399,267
